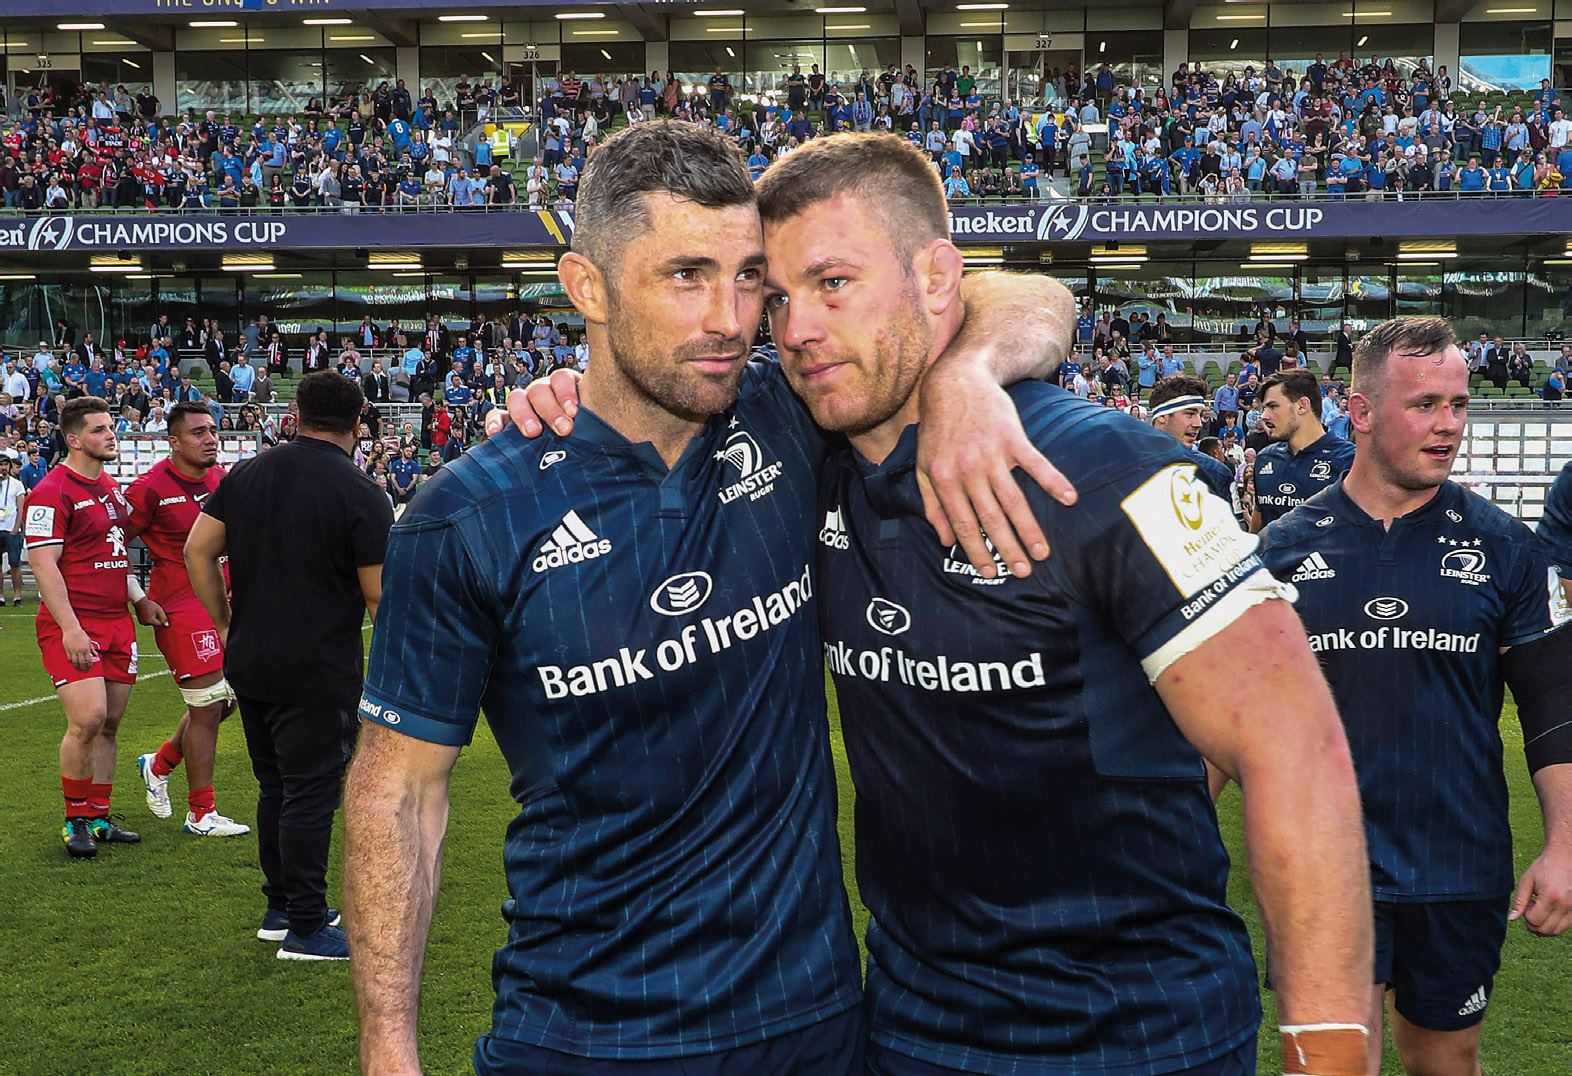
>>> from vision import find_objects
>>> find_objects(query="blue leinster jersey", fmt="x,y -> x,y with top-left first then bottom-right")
1253,431 -> 1355,527
360,362 -> 861,1058
1538,460 -> 1572,577
1261,480 -> 1571,902
818,382 -> 1280,1076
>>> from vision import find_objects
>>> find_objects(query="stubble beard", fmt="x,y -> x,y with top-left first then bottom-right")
604,295 -> 750,425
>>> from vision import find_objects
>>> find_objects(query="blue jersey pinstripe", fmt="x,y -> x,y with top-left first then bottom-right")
360,362 -> 861,1059
817,383 -> 1266,1076
1261,480 -> 1569,901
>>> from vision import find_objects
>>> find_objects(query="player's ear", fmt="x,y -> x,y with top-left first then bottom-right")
1347,391 -> 1375,435
557,253 -> 608,325
916,239 -> 964,315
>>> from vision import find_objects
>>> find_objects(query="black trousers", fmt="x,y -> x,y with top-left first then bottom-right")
236,695 -> 358,938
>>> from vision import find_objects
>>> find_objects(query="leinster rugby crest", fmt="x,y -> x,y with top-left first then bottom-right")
716,419 -> 783,504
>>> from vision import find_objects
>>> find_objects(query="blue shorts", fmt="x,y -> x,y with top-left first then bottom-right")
474,1006 -> 866,1076
865,1035 -> 1258,1076
0,531 -> 19,570
1375,898 -> 1509,1032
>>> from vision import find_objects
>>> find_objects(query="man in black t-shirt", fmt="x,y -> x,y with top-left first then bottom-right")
485,164 -> 516,205
186,373 -> 393,962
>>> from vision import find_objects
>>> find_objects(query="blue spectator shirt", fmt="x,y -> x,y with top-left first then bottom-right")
1261,480 -> 1570,900
817,384 -> 1267,1073
360,361 -> 860,1057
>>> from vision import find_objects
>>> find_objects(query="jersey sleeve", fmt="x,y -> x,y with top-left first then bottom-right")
22,483 -> 68,549
347,480 -> 394,567
359,516 -> 497,746
124,470 -> 156,537
202,467 -> 233,525
1501,535 -> 1572,648
1256,516 -> 1309,581
1055,458 -> 1293,682
1539,462 -> 1572,579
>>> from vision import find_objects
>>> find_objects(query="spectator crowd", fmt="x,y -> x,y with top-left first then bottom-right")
1,76 -> 530,211
7,57 -> 1572,214
0,309 -> 589,507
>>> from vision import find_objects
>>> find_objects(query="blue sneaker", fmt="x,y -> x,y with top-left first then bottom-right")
257,907 -> 342,942
277,923 -> 350,962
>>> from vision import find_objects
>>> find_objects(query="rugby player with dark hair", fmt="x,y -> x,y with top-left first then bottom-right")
24,395 -> 165,858
1260,315 -> 1572,1076
1149,374 -> 1236,502
126,400 -> 249,837
346,120 -> 1079,1076
1251,367 -> 1355,533
747,131 -> 1373,1076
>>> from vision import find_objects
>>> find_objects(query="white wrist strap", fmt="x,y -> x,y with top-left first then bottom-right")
127,576 -> 147,603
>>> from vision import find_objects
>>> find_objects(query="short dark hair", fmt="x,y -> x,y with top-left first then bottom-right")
1352,316 -> 1457,398
60,396 -> 111,436
756,132 -> 948,265
572,120 -> 755,276
296,371 -> 365,435
1197,436 -> 1223,457
1148,375 -> 1211,410
167,401 -> 213,434
1261,368 -> 1321,411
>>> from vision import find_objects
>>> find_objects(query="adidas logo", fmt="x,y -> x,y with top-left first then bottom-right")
1291,551 -> 1337,582
1457,986 -> 1488,1017
819,506 -> 850,549
531,510 -> 613,573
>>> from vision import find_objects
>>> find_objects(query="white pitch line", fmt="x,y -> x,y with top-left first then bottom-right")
0,622 -> 373,714
0,669 -> 171,714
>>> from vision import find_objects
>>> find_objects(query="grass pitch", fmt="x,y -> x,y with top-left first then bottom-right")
0,612 -> 1566,1075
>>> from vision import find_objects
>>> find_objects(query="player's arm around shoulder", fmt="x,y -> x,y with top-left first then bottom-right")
914,271 -> 1080,581
1156,592 -> 1373,1075
344,721 -> 461,1076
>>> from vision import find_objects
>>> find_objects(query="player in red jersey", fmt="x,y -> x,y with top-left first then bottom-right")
125,401 -> 250,838
23,397 -> 167,859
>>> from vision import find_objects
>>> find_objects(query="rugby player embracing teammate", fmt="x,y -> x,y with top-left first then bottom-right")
750,134 -> 1374,1076
1251,368 -> 1355,533
125,401 -> 250,838
23,396 -> 165,859
345,121 -> 1079,1076
1259,316 -> 1572,1076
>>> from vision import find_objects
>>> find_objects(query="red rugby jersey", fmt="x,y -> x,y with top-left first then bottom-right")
24,465 -> 133,621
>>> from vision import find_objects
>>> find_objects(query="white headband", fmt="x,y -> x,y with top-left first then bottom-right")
1150,395 -> 1207,421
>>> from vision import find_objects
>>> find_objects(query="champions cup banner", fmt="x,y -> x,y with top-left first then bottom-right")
5,199 -> 1568,253
1,211 -> 574,254
948,199 -> 1572,244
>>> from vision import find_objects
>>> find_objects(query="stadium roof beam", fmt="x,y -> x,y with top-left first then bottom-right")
1164,0 -> 1202,30
616,4 -> 668,42
357,12 -> 419,48
103,18 -> 173,53
893,0 -> 925,37
1433,0 -> 1471,20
